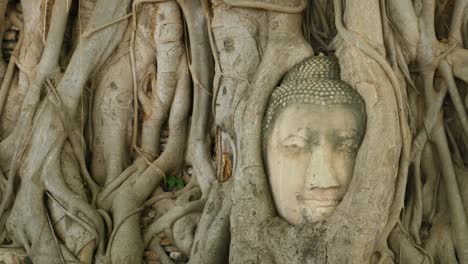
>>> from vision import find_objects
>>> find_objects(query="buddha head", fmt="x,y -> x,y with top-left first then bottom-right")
263,55 -> 366,225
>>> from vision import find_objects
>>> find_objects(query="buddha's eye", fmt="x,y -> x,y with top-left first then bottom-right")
281,136 -> 308,153
336,138 -> 358,154
283,144 -> 302,152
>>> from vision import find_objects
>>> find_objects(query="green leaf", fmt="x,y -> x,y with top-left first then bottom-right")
176,177 -> 185,190
25,257 -> 33,264
167,175 -> 176,188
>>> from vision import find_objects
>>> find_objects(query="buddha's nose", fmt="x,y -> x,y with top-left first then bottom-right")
305,145 -> 340,189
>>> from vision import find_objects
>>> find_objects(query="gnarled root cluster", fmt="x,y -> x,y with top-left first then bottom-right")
0,0 -> 209,263
0,0 -> 467,263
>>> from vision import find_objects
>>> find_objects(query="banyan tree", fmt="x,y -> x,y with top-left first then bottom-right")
0,0 -> 467,263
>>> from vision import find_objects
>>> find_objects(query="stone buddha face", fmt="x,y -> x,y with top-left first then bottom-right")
263,56 -> 366,225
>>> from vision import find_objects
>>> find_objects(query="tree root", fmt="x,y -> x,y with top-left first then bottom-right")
148,239 -> 175,264
0,0 -> 71,229
223,0 -> 306,13
41,135 -> 105,255
108,48 -> 190,263
190,180 -> 232,264
105,206 -> 145,262
138,1 -> 183,157
439,60 -> 468,139
177,0 -> 215,197
97,161 -> 141,210
388,223 -> 432,264
420,68 -> 468,263
143,198 -> 206,245
334,0 -> 412,262
144,177 -> 197,207
173,212 -> 201,256
0,30 -> 22,118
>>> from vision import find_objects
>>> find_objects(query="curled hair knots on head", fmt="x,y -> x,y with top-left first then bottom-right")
263,55 -> 366,131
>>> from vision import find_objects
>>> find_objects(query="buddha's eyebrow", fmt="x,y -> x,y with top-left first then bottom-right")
280,134 -> 307,143
296,127 -> 315,137
333,129 -> 359,140
281,129 -> 317,141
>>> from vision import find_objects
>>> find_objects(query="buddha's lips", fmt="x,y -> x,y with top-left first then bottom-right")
298,189 -> 342,206
300,199 -> 339,208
